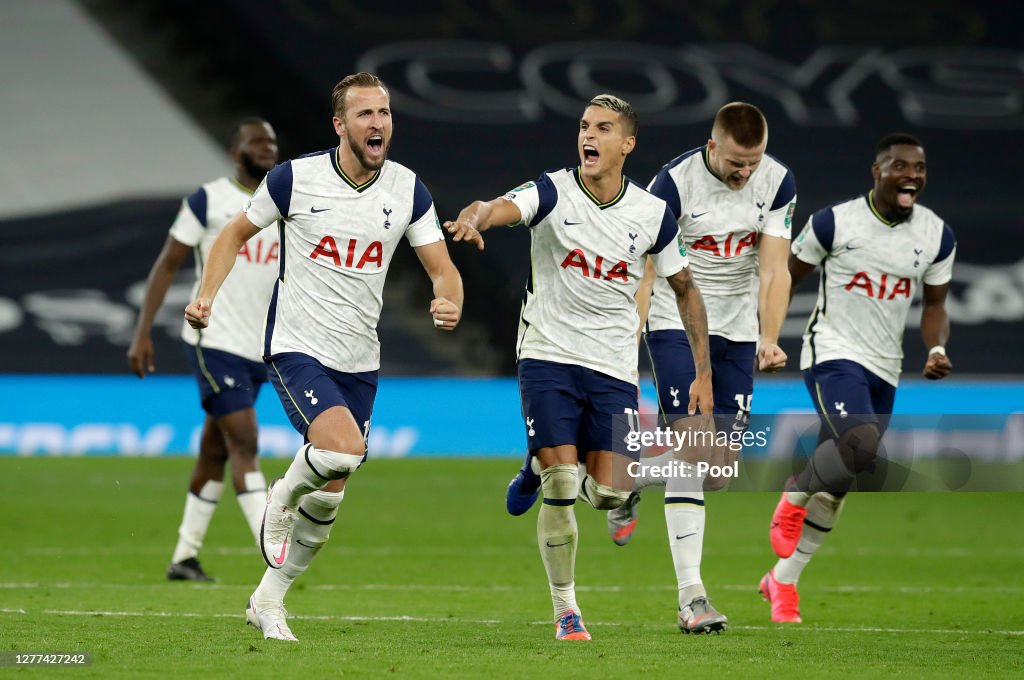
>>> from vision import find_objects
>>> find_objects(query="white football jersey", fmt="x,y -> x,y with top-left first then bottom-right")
170,176 -> 279,362
245,150 -> 443,373
504,167 -> 687,386
646,146 -> 796,341
794,192 -> 956,386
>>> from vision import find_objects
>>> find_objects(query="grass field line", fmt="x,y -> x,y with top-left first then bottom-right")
3,608 -> 1022,636
2,581 -> 1022,595
20,545 -> 1024,558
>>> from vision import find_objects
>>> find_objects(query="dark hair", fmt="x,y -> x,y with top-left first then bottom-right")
230,117 -> 270,149
712,102 -> 767,148
876,132 -> 924,158
332,72 -> 389,117
588,94 -> 638,137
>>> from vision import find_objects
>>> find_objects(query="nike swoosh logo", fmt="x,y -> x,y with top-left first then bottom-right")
545,540 -> 572,548
690,211 -> 709,219
563,219 -> 583,226
273,534 -> 289,565
311,206 -> 331,213
845,244 -> 860,250
675,532 -> 697,540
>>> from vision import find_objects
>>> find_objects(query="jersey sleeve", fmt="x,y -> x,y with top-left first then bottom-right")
646,168 -> 682,220
168,186 -> 206,247
245,161 -> 293,229
406,177 -> 444,248
502,172 -> 557,227
791,206 -> 833,265
763,168 -> 797,239
923,223 -> 956,286
649,206 -> 689,277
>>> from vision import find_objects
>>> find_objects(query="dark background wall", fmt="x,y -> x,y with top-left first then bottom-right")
3,0 -> 1022,376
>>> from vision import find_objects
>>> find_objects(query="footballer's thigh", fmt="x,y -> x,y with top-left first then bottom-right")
518,358 -> 587,470
578,367 -> 639,499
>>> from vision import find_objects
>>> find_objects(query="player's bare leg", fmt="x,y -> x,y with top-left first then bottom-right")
167,415 -> 227,581
215,408 -> 267,541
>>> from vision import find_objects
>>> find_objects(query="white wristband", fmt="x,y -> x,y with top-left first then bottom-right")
928,345 -> 946,356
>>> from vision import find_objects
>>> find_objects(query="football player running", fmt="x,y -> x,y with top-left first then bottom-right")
446,94 -> 713,640
611,102 -> 796,634
760,133 -> 955,623
186,73 -> 464,641
129,119 -> 280,582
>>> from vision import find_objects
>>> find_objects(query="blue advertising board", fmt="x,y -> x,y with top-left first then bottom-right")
0,376 -> 1020,458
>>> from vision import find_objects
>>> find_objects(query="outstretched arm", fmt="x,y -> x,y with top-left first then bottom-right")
128,235 -> 191,377
757,234 -> 792,372
920,282 -> 952,380
443,198 -> 524,250
415,240 -> 464,331
184,212 -> 259,329
666,267 -> 713,415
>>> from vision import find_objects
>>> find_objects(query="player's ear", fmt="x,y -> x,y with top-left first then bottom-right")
332,116 -> 345,137
871,161 -> 881,182
622,135 -> 636,155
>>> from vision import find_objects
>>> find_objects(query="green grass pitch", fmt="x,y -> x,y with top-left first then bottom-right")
1,457 -> 1022,678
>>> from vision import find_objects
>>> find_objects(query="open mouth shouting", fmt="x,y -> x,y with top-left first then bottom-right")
367,134 -> 385,158
895,183 -> 920,210
582,144 -> 600,167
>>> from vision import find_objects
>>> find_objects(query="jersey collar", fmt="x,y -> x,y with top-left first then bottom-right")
701,145 -> 725,184
572,166 -> 627,209
866,191 -> 900,227
230,176 -> 255,195
333,147 -> 382,192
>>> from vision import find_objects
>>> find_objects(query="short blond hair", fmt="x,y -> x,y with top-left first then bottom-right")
588,94 -> 638,136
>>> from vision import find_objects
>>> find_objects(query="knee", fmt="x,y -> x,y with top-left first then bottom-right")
702,474 -> 730,492
579,475 -> 631,510
224,431 -> 259,460
305,445 -> 365,481
539,463 -> 578,501
839,424 -> 881,471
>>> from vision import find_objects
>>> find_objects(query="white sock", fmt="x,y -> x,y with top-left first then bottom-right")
633,451 -> 674,490
774,492 -> 845,584
538,463 -> 579,620
236,469 -> 268,542
786,490 -> 812,507
276,445 -> 362,508
665,490 -> 706,605
254,489 -> 345,606
170,480 -> 223,564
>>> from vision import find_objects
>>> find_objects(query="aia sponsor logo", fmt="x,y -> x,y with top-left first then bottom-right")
690,231 -> 757,257
560,248 -> 629,281
237,239 -> 279,265
844,272 -> 912,299
309,236 -> 384,269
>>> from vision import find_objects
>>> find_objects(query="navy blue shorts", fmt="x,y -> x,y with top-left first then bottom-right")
644,330 -> 755,425
183,345 -> 268,418
266,352 -> 378,444
517,358 -> 638,458
803,359 -> 896,440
